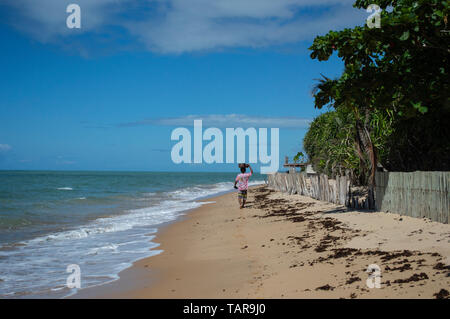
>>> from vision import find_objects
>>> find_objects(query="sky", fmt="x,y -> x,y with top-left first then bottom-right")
0,0 -> 368,172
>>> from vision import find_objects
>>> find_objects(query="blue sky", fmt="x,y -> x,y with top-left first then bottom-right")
0,0 -> 367,172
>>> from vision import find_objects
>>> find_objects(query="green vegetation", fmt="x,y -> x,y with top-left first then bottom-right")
304,0 -> 450,191
303,108 -> 394,185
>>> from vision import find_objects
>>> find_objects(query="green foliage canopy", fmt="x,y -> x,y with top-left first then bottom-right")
304,0 -> 450,179
310,0 -> 449,118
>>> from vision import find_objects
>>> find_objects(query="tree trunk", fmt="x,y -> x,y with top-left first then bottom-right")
353,137 -> 367,185
355,118 -> 377,209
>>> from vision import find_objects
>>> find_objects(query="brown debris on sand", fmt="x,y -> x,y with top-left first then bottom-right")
316,284 -> 334,291
433,289 -> 449,299
393,272 -> 429,283
346,277 -> 361,285
246,185 -> 450,298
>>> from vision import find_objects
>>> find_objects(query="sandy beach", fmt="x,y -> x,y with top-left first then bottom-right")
74,185 -> 450,299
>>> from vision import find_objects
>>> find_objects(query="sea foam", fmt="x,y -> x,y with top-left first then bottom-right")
0,178 -> 264,298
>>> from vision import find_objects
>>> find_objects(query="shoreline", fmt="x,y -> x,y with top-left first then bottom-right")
69,186 -> 251,299
73,185 -> 450,299
69,204 -> 202,299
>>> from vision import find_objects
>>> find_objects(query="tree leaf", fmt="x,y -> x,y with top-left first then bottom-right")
399,30 -> 410,41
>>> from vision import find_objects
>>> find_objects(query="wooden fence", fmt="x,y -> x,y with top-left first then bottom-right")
375,171 -> 449,224
267,173 -> 350,206
267,171 -> 450,224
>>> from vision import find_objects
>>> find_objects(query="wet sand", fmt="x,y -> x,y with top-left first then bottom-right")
74,185 -> 450,299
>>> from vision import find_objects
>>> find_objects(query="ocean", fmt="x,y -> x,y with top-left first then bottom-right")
0,171 -> 265,298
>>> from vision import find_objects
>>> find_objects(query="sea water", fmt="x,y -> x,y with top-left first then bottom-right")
0,171 -> 264,298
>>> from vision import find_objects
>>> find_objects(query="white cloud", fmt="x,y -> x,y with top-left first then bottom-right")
55,155 -> 76,165
128,0 -> 364,53
3,0 -> 366,54
120,114 -> 311,129
60,161 -> 76,165
3,0 -> 125,42
0,144 -> 12,152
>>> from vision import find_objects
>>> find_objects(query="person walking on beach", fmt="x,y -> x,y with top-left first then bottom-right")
234,164 -> 253,209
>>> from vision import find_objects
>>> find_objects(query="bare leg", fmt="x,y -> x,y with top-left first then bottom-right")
241,192 -> 246,208
238,195 -> 243,209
